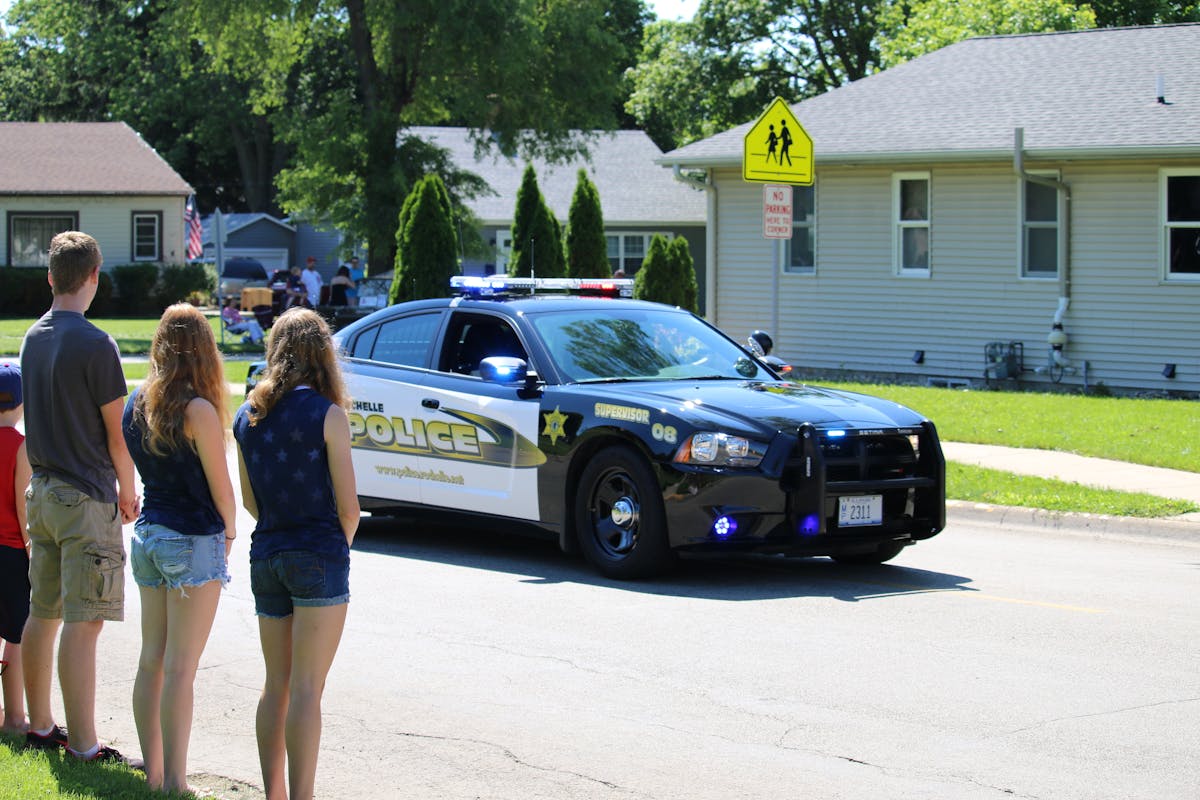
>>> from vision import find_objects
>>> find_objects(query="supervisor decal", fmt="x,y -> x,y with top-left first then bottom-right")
349,406 -> 546,468
594,403 -> 651,424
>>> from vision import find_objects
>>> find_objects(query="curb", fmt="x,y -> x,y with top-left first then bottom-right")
947,500 -> 1200,546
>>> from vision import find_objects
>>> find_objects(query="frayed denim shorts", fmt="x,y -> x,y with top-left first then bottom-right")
250,550 -> 350,619
131,522 -> 230,591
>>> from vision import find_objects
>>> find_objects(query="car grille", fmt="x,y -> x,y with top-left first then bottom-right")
779,422 -> 944,537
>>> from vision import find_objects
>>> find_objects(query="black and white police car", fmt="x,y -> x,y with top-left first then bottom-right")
252,276 -> 946,579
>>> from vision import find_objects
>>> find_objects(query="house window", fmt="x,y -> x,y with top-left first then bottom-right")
1163,170 -> 1200,279
606,233 -> 663,276
893,173 -> 930,276
7,212 -> 78,267
1021,173 -> 1060,278
132,212 -> 162,262
784,184 -> 815,274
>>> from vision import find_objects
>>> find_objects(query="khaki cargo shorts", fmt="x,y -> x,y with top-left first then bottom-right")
25,474 -> 125,623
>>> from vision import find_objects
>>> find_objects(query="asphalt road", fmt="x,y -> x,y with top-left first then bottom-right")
55,464 -> 1200,800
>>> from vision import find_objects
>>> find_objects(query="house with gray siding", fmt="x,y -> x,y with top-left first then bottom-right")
0,122 -> 192,270
410,127 -> 709,310
660,24 -> 1200,394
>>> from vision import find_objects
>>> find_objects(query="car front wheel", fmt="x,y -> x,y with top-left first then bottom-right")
574,446 -> 674,580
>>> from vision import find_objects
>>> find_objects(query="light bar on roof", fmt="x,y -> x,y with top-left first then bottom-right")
450,276 -> 634,298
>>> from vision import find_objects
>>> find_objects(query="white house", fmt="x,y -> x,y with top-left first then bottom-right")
0,122 -> 193,270
659,24 -> 1200,394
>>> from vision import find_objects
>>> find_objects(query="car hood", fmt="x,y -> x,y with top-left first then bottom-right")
572,380 -> 929,435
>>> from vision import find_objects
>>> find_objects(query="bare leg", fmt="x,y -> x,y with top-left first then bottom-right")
59,619 -> 103,752
2,639 -> 27,732
22,615 -> 61,733
133,586 -> 168,788
257,615 -> 293,800
285,603 -> 347,800
161,580 -> 221,793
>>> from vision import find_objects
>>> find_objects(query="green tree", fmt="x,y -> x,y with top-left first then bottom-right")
626,0 -> 883,150
668,236 -> 699,313
632,234 -> 674,305
1085,1 -> 1199,27
878,0 -> 1096,66
508,164 -> 563,278
192,0 -> 629,278
389,174 -> 458,303
565,170 -> 608,279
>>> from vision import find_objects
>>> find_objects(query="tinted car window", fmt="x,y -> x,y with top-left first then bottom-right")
361,312 -> 441,367
531,308 -> 762,382
441,316 -> 527,376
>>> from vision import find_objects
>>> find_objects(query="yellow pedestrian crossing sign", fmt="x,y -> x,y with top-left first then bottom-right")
743,97 -> 813,185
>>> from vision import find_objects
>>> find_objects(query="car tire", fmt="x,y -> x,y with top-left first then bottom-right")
831,540 -> 908,565
574,445 -> 675,580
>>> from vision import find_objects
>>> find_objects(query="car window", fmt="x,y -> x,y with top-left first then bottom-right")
530,308 -> 762,382
440,316 -> 527,376
358,312 -> 441,367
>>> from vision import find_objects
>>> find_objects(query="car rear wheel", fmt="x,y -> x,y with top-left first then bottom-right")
831,540 -> 908,565
574,446 -> 674,580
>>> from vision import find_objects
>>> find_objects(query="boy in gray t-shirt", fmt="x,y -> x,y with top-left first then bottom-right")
19,231 -> 139,764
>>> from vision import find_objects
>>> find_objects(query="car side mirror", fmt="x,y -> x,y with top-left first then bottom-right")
479,356 -> 531,386
747,330 -> 774,357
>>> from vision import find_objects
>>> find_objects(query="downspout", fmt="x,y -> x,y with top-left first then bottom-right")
673,164 -> 718,324
1014,127 -> 1074,375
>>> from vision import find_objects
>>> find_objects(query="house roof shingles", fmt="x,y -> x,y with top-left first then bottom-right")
663,24 -> 1200,167
0,121 -> 192,195
410,127 -> 705,226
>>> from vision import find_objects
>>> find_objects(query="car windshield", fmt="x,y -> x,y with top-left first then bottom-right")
530,307 -> 765,383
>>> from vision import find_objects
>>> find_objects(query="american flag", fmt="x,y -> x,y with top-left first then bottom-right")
185,195 -> 203,261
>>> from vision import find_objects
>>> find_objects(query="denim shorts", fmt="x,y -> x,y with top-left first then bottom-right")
250,550 -> 350,619
131,523 -> 230,591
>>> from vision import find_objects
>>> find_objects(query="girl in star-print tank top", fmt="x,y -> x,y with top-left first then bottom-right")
233,307 -> 358,800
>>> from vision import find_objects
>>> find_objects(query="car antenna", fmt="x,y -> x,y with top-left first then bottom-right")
530,237 -> 535,295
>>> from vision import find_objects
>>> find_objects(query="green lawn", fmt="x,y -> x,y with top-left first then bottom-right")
0,316 -> 264,357
0,733 -> 217,800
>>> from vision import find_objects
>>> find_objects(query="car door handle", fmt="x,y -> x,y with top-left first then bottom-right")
421,398 -> 440,409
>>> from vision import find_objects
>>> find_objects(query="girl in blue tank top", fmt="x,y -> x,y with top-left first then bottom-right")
124,303 -> 237,794
233,307 -> 358,800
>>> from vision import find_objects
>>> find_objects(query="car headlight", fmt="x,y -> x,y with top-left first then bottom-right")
674,432 -> 767,468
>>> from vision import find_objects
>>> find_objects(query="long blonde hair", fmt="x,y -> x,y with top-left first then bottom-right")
135,303 -> 231,455
246,307 -> 348,424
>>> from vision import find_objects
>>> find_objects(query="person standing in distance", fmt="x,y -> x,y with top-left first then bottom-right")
124,304 -> 237,794
20,231 -> 140,763
233,308 -> 358,800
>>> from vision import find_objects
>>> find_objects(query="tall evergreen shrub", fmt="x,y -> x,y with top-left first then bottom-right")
632,234 -> 674,305
390,174 -> 459,303
565,169 -> 607,278
508,164 -> 563,277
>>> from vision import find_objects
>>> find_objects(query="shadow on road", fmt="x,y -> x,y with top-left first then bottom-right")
351,514 -> 974,603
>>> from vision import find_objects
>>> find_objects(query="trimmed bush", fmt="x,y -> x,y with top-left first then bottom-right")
390,174 -> 458,304
112,263 -> 161,315
508,164 -> 564,278
158,263 -> 215,308
632,234 -> 674,305
566,169 -> 608,279
668,236 -> 699,313
0,268 -> 52,315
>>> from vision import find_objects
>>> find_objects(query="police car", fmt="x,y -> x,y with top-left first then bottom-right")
253,276 -> 946,579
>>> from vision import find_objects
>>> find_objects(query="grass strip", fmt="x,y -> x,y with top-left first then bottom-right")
947,462 -> 1197,517
0,734 -> 216,800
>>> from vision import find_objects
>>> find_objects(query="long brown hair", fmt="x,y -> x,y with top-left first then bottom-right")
134,303 -> 231,455
246,307 -> 348,425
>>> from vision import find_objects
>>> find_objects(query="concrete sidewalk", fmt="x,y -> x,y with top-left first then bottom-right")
941,441 -> 1200,504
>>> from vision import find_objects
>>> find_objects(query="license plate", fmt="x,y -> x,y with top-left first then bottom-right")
838,495 -> 882,527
